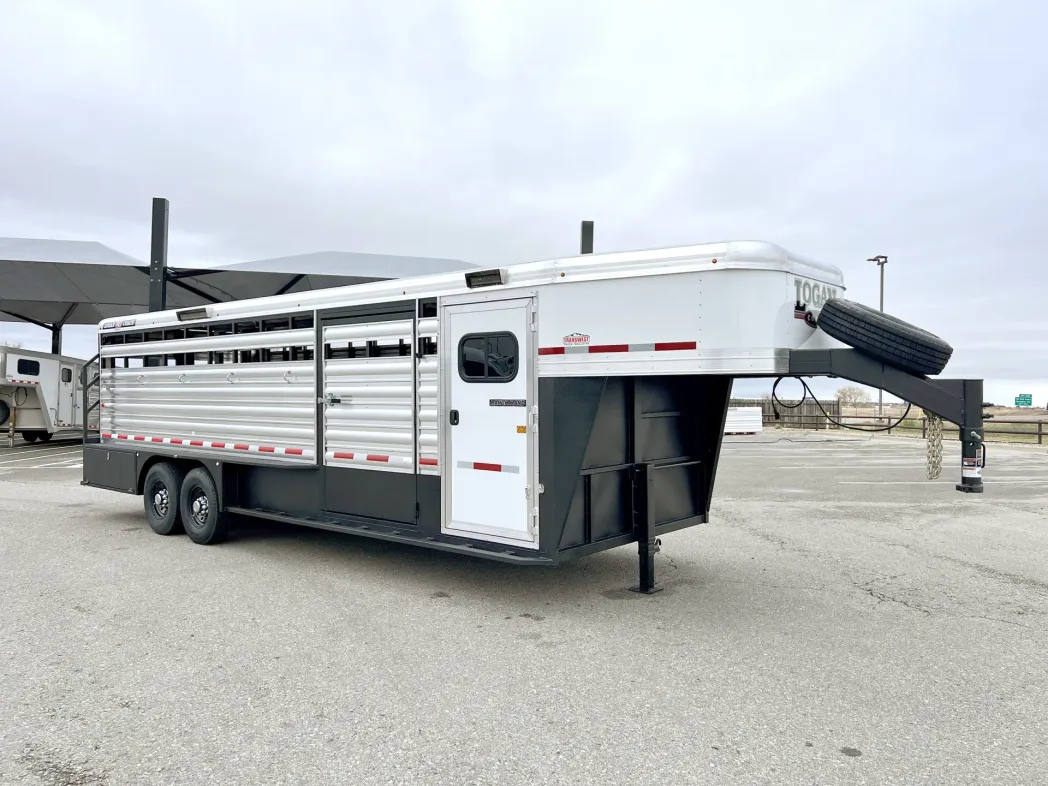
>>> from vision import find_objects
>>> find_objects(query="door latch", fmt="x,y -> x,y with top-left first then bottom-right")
325,393 -> 342,405
449,409 -> 460,426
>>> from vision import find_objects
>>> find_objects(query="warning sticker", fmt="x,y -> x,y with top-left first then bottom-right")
517,425 -> 527,434
962,457 -> 982,478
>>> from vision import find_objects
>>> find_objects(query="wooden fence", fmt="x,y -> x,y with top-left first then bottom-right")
728,398 -> 841,430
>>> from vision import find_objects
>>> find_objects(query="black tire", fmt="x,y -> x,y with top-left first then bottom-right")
817,298 -> 953,376
37,432 -> 53,443
179,467 -> 226,545
143,463 -> 186,535
0,400 -> 9,426
22,432 -> 38,444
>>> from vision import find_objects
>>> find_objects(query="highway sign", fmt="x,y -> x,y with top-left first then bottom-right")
1015,394 -> 1033,407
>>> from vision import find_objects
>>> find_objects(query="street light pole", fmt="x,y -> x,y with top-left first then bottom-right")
867,255 -> 888,419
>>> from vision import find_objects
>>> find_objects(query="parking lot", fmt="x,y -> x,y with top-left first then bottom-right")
1,434 -> 1046,785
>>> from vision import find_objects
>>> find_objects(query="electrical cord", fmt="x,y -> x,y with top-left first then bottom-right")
771,377 -> 912,433
723,435 -> 874,444
15,388 -> 28,406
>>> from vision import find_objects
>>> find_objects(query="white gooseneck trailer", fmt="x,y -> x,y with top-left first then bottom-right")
81,241 -> 985,591
1,347 -> 98,445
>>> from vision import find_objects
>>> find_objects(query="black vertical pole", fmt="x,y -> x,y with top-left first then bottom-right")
51,325 -> 61,355
956,379 -> 985,493
149,197 -> 169,313
580,220 -> 594,254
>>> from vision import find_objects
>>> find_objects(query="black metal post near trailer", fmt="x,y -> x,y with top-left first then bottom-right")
580,221 -> 594,254
148,197 -> 170,313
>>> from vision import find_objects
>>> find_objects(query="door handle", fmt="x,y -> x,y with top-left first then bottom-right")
450,409 -> 459,426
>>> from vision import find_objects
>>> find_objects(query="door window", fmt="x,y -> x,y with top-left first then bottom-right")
458,333 -> 518,382
61,368 -> 72,383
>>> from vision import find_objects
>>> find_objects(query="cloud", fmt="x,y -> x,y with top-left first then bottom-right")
0,0 -> 1044,397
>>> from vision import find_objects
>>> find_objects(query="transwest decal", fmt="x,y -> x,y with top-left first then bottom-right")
563,332 -> 590,346
793,278 -> 838,309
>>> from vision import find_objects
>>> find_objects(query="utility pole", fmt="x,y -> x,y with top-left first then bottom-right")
867,255 -> 888,419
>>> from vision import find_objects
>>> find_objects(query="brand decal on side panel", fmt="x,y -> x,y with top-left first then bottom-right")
562,332 -> 590,346
793,278 -> 838,310
101,319 -> 137,330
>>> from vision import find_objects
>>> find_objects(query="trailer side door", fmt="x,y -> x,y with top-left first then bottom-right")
442,296 -> 537,548
319,301 -> 419,525
58,363 -> 75,427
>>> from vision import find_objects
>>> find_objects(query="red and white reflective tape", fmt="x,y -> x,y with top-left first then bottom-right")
456,461 -> 520,474
6,379 -> 40,385
538,341 -> 697,356
100,432 -> 313,459
327,451 -> 414,469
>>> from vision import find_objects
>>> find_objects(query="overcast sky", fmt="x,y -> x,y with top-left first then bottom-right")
1,0 -> 1044,405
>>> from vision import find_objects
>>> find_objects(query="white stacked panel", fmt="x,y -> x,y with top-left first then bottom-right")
99,328 -> 316,461
724,407 -> 763,435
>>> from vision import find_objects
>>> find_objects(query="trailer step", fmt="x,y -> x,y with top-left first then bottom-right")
225,506 -> 555,565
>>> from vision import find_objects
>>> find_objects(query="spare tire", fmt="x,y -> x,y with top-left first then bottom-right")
817,298 -> 953,376
0,400 -> 8,426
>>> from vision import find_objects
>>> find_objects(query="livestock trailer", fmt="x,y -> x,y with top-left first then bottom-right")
1,347 -> 98,445
81,241 -> 986,591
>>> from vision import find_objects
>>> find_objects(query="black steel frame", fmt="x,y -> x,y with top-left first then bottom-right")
787,349 -> 984,493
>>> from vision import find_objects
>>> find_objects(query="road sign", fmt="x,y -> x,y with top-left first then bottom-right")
1015,394 -> 1033,407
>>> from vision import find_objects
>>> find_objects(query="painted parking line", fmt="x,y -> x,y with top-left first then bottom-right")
0,445 -> 82,455
779,465 -> 934,471
33,459 -> 84,468
0,462 -> 83,471
0,449 -> 83,466
839,479 -> 1048,485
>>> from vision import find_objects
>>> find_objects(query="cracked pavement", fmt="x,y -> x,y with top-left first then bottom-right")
1,434 -> 1046,785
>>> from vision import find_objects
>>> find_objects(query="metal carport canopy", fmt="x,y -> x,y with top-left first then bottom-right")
0,237 -> 475,331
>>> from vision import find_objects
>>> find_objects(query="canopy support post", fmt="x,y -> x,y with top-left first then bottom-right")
149,197 -> 169,313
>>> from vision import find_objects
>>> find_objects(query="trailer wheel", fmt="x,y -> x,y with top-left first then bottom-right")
143,463 -> 187,536
817,298 -> 953,376
23,432 -> 38,443
0,401 -> 9,426
37,432 -> 53,443
180,467 -> 226,545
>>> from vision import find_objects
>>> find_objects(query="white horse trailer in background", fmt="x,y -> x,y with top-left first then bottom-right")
0,347 -> 98,445
81,240 -> 986,592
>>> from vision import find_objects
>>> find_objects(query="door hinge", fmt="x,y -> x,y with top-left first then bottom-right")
528,509 -> 539,536
529,304 -> 537,332
528,406 -> 538,429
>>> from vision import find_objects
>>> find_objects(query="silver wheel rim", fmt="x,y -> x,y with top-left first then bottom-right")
151,483 -> 169,518
190,490 -> 209,527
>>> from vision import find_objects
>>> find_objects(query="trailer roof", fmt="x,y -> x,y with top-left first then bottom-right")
107,239 -> 845,332
0,238 -> 473,328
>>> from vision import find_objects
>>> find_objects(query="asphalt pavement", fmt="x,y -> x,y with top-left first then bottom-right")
0,433 -> 1046,785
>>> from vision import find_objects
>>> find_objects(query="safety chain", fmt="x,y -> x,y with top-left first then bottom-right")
926,413 -> 944,479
